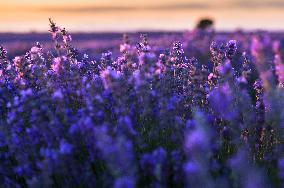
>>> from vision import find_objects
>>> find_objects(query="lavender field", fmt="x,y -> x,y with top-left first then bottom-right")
1,19 -> 284,188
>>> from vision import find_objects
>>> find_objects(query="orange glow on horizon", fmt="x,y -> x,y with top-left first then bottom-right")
0,0 -> 284,32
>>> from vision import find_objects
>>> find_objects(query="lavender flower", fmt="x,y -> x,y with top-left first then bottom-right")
114,176 -> 135,188
226,40 -> 237,60
0,20 -> 283,187
0,46 -> 8,59
48,18 -> 59,40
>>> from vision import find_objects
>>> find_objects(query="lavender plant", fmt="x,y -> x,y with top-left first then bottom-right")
0,20 -> 284,188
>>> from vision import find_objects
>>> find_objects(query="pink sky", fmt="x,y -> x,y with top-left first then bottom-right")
1,0 -> 284,32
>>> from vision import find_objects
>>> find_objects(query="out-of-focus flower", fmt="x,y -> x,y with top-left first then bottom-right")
184,126 -> 208,154
183,161 -> 200,176
59,139 -> 73,154
117,116 -> 137,136
138,52 -> 156,67
51,57 -> 62,73
278,158 -> 284,179
30,46 -> 41,54
219,60 -> 233,76
208,83 -> 236,120
120,44 -> 131,54
20,88 -> 33,98
52,89 -> 64,100
274,54 -> 284,86
251,37 -> 264,59
139,147 -> 167,185
114,176 -> 135,188
273,40 -> 280,54
100,66 -> 121,89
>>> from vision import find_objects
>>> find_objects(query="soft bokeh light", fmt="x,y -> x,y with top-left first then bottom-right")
1,0 -> 284,32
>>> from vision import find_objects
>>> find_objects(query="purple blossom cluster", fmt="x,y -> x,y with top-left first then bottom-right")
1,20 -> 284,187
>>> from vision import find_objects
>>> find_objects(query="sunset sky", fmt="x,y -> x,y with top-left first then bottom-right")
1,0 -> 284,32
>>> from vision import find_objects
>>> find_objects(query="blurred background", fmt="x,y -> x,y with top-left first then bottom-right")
1,0 -> 284,33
